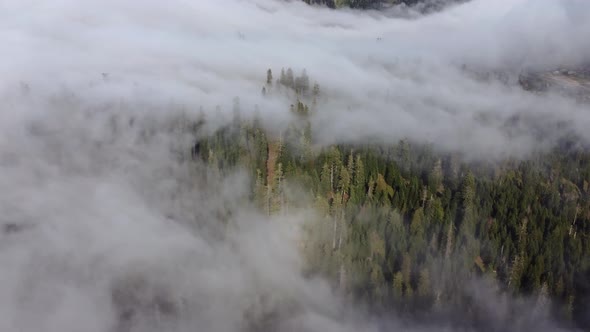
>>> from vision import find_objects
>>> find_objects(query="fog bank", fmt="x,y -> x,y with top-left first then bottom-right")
0,0 -> 589,331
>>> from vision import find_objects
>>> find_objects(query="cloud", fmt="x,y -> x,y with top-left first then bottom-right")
0,100 -> 353,331
0,0 -> 588,331
2,0 -> 590,158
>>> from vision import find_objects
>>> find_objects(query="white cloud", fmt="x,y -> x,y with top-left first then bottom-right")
0,0 -> 587,331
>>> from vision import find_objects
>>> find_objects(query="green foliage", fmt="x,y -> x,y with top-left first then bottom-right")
191,68 -> 590,326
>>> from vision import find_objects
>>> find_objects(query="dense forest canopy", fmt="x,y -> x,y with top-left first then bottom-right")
302,0 -> 463,9
1,0 -> 590,332
192,68 -> 590,329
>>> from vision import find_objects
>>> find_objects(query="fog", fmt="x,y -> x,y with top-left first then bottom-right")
0,0 -> 588,331
3,0 -> 590,157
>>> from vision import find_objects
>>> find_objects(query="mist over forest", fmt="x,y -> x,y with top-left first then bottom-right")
1,0 -> 589,331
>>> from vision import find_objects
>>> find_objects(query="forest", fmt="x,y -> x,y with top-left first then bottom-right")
301,0 -> 453,9
2,0 -> 590,331
191,68 -> 590,329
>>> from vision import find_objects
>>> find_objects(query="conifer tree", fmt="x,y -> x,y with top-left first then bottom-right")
280,68 -> 286,86
417,267 -> 431,299
266,68 -> 273,86
393,271 -> 404,299
286,68 -> 295,89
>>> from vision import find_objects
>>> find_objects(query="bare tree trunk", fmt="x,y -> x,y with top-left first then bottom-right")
338,190 -> 346,251
339,263 -> 346,291
338,213 -> 344,250
332,215 -> 337,250
330,165 -> 334,191
569,203 -> 579,236
445,221 -> 453,260
267,186 -> 271,216
278,168 -> 284,214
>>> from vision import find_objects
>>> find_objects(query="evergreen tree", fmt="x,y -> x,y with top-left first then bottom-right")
280,68 -> 287,86
266,68 -> 273,86
190,68 -> 590,325
286,68 -> 295,89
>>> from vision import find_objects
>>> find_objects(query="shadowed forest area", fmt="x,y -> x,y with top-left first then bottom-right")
302,0 -> 461,9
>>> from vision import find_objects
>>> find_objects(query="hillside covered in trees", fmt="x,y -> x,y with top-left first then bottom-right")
191,68 -> 590,329
3,0 -> 590,331
302,0 -> 460,9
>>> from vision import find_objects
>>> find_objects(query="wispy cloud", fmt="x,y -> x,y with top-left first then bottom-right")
0,1 -> 588,331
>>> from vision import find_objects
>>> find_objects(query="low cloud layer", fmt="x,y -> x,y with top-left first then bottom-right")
2,0 -> 590,157
0,0 -> 589,331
